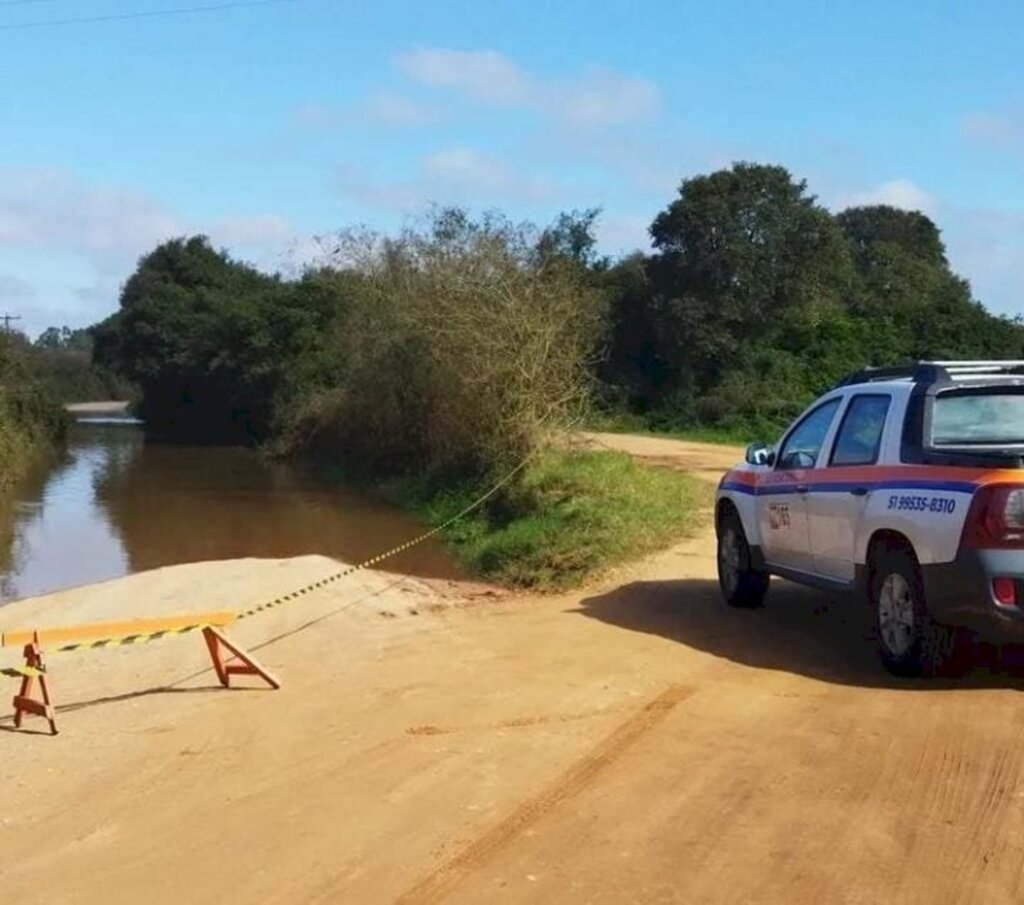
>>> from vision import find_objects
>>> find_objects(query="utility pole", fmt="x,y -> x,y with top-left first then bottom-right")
0,313 -> 21,333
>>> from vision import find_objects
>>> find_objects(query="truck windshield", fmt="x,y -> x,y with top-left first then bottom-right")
932,390 -> 1024,445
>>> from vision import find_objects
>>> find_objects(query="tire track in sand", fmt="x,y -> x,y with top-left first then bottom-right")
395,683 -> 694,904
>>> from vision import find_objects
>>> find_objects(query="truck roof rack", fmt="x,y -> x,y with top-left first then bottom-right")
832,360 -> 1024,389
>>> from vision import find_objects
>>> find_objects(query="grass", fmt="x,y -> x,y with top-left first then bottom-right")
395,449 -> 714,591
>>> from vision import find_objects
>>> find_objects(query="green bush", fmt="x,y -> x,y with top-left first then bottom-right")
397,449 -> 713,589
0,333 -> 67,483
282,209 -> 607,480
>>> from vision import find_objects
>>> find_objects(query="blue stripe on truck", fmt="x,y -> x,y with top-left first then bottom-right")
720,479 -> 978,497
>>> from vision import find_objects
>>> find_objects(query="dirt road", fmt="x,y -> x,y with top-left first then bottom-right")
3,435 -> 1024,904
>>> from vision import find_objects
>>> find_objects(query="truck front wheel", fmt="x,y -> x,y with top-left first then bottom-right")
717,510 -> 769,608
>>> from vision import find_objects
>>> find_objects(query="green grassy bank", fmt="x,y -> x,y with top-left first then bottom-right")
394,449 -> 713,591
0,337 -> 67,485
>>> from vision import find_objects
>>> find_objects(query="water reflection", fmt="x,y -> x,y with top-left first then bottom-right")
0,421 -> 458,604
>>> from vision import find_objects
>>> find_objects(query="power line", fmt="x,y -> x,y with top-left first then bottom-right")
0,0 -> 300,30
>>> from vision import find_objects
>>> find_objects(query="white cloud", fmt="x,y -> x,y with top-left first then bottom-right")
396,48 -> 530,105
422,148 -> 558,201
0,168 -> 181,261
0,168 -> 302,334
558,68 -> 660,127
394,47 -> 660,129
295,91 -> 442,130
831,178 -> 940,217
335,147 -> 567,212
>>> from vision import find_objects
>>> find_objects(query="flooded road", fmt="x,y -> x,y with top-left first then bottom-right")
0,418 -> 460,604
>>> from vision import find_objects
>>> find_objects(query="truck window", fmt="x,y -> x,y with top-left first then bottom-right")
830,394 -> 891,466
777,398 -> 841,469
932,390 -> 1024,446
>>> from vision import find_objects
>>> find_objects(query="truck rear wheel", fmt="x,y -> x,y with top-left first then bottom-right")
717,510 -> 768,608
870,548 -> 956,676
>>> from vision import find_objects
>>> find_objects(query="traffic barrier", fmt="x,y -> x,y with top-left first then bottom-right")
11,634 -> 56,734
0,611 -> 237,650
2,612 -> 277,735
1,450 -> 535,735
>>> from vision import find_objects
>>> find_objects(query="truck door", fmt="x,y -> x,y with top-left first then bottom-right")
808,394 -> 892,582
758,398 -> 841,573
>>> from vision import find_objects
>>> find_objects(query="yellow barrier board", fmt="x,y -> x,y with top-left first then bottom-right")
1,610 -> 237,650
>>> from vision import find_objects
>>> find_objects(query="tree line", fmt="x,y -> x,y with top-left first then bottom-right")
87,161 -> 1024,477
597,163 -> 1023,436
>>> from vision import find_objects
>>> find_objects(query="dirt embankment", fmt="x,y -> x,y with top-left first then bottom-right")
4,434 -> 1024,904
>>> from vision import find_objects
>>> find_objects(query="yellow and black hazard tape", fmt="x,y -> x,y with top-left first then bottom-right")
0,451 -> 534,675
1,664 -> 44,678
53,621 -> 213,654
235,455 -> 534,621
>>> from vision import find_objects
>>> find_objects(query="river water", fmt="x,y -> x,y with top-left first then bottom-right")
0,418 -> 460,604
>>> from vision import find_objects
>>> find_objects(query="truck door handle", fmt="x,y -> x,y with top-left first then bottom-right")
795,485 -> 809,494
850,487 -> 869,497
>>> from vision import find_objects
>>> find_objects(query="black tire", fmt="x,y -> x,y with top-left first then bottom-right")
717,510 -> 769,608
870,547 -> 957,677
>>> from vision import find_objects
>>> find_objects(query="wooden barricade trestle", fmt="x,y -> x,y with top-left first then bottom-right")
3,613 -> 280,735
13,632 -> 58,735
203,627 -> 280,689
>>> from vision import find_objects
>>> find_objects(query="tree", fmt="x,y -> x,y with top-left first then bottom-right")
836,205 -> 1024,361
34,326 -> 92,351
628,163 -> 857,426
835,205 -> 946,269
536,208 -> 606,269
93,236 -> 334,442
285,208 -> 606,477
598,168 -> 1024,435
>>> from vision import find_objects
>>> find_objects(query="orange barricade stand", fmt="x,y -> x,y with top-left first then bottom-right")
13,632 -> 57,735
3,612 -> 279,735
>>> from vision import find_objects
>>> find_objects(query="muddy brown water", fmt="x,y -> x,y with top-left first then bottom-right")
0,418 -> 460,604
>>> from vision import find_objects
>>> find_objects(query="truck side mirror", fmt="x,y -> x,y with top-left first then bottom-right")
745,442 -> 773,466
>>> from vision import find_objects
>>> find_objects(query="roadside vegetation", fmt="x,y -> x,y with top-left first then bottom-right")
31,326 -> 134,404
85,160 -> 1024,587
0,333 -> 67,485
395,449 -> 712,590
596,163 -> 1024,439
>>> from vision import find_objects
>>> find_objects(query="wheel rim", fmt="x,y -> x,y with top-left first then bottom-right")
719,527 -> 742,595
878,572 -> 915,658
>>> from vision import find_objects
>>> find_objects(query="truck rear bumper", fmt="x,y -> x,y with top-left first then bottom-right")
922,550 -> 1024,639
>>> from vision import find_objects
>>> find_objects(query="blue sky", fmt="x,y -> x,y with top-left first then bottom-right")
2,0 -> 1023,335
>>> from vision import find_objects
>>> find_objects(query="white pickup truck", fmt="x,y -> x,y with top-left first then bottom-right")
715,361 -> 1024,675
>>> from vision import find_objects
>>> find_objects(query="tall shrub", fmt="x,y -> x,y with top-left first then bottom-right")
287,209 -> 606,478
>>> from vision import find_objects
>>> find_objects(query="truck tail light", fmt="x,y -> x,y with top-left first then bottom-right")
993,578 -> 1018,607
962,486 -> 1024,549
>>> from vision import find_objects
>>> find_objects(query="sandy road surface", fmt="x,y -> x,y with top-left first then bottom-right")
4,435 -> 1024,904
64,401 -> 131,416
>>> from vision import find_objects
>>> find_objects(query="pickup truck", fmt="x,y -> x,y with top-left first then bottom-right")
715,361 -> 1024,675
